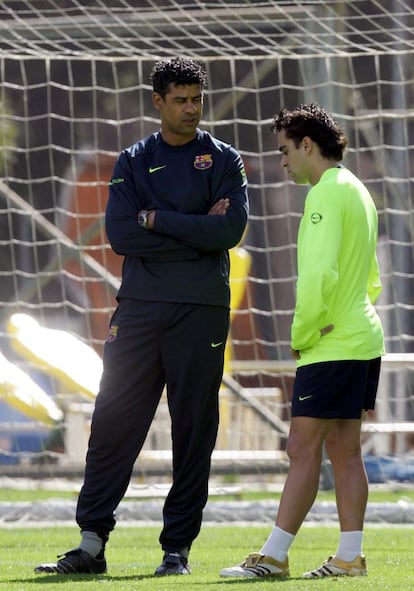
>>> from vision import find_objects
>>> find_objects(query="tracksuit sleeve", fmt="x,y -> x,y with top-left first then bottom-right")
367,251 -> 382,304
291,195 -> 341,351
105,154 -> 199,261
152,149 -> 249,251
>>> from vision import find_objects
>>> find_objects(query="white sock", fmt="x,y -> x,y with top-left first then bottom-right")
79,531 -> 103,557
259,525 -> 295,562
335,531 -> 363,562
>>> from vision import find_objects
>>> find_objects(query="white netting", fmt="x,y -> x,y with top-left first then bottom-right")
0,0 -> 413,479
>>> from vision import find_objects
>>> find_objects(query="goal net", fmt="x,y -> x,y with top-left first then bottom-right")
0,0 -> 413,486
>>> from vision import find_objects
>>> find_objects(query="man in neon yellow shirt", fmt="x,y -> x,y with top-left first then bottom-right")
220,103 -> 385,579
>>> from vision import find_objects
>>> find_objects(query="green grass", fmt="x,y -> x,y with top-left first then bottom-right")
1,486 -> 414,503
0,524 -> 412,590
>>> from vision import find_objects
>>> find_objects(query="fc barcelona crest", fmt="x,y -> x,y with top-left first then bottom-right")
106,324 -> 119,343
194,154 -> 213,170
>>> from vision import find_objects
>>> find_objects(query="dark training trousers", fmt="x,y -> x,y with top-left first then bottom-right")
76,298 -> 229,551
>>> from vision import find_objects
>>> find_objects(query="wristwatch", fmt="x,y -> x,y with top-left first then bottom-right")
138,210 -> 151,228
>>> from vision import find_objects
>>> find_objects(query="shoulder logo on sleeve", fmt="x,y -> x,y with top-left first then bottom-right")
194,154 -> 213,170
311,212 -> 323,224
109,177 -> 124,186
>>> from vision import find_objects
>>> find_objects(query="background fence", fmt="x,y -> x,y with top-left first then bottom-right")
0,0 -> 413,484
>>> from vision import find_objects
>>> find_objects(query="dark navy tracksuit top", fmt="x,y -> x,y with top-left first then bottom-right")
105,129 -> 249,308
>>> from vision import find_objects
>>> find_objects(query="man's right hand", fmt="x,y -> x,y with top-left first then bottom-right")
208,198 -> 229,215
290,325 -> 334,360
320,324 -> 334,336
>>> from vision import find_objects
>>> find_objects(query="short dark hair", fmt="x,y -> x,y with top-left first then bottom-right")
150,57 -> 208,98
271,102 -> 348,161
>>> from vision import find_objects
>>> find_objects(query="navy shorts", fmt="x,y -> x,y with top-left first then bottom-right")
291,358 -> 381,419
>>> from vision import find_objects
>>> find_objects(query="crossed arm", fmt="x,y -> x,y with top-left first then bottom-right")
141,198 -> 230,230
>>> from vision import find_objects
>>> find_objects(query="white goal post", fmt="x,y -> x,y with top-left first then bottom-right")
0,0 -> 413,480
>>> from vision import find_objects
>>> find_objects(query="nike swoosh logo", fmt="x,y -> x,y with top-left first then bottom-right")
299,395 -> 312,401
149,165 -> 167,174
211,341 -> 223,348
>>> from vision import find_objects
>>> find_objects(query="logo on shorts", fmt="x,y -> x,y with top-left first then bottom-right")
311,212 -> 322,224
299,395 -> 312,401
106,324 -> 119,343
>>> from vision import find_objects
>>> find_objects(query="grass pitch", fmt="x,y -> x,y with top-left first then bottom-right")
0,524 -> 412,590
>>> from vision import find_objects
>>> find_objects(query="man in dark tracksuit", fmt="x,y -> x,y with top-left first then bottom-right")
35,57 -> 248,576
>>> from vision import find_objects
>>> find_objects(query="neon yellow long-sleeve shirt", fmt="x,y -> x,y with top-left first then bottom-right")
291,166 -> 385,367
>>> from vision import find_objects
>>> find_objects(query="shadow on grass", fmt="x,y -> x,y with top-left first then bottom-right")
12,573 -> 304,585
200,576 -> 301,585
11,573 -> 157,584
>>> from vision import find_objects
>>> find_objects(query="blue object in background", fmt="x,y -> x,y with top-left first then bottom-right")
364,454 -> 414,483
0,400 -> 50,464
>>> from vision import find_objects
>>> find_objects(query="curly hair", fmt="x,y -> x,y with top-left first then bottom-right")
150,57 -> 208,98
271,102 -> 348,161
